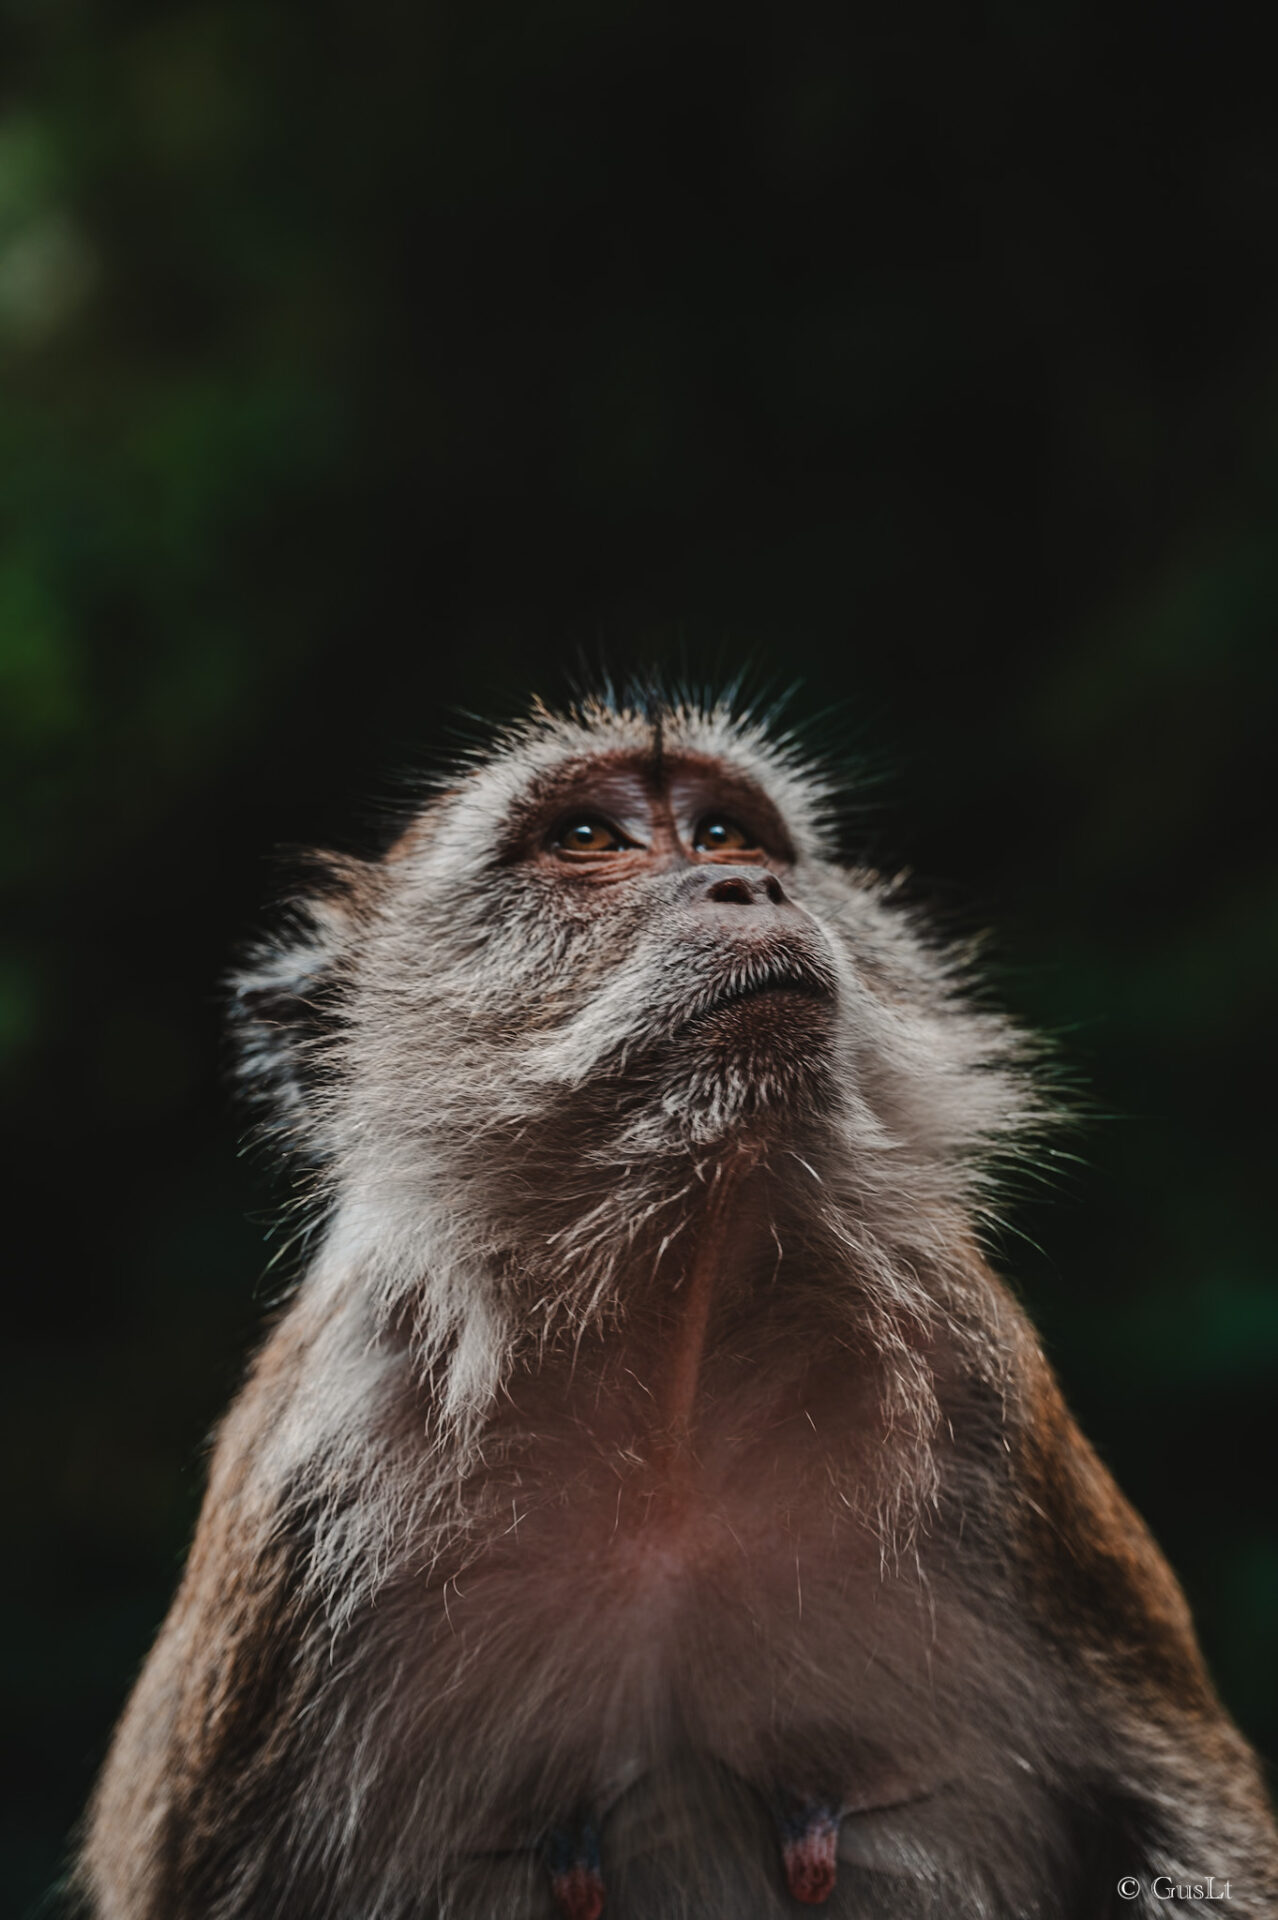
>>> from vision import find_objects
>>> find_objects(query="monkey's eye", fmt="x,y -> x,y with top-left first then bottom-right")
692,816 -> 757,854
552,816 -> 630,856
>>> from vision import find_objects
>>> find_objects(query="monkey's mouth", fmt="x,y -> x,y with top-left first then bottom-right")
681,953 -> 836,1028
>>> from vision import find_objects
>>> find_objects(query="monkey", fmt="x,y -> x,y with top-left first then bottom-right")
79,690 -> 1278,1919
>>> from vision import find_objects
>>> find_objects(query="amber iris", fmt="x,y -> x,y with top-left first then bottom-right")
692,817 -> 755,852
554,817 -> 627,853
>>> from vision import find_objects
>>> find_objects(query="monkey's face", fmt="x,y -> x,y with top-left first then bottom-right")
503,749 -> 843,1131
367,719 -> 861,1159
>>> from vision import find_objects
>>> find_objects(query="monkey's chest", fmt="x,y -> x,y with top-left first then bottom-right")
378,1394 -> 1014,1875
427,1412 -> 934,1763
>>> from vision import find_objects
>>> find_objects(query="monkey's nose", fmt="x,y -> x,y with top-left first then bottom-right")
697,867 -> 789,908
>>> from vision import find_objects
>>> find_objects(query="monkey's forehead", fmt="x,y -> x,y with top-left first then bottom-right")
404,700 -> 838,863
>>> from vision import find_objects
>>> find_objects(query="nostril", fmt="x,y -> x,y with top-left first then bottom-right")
706,876 -> 755,905
764,875 -> 783,905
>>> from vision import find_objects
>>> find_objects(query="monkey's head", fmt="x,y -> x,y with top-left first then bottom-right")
233,694 -> 1042,1374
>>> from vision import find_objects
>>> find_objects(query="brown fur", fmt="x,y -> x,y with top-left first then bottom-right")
79,694 -> 1278,1918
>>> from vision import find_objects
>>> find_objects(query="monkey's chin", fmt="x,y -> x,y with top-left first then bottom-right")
675,989 -> 838,1132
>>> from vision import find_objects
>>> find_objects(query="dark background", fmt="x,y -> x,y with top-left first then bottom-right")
3,2 -> 1277,1909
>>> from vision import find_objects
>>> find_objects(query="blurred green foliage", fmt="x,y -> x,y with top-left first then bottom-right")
2,1 -> 1277,1909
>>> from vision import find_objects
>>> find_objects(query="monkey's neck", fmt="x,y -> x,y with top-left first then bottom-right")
658,1227 -> 719,1441
652,1175 -> 751,1459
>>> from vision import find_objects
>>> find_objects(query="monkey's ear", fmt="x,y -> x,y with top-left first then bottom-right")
228,857 -> 370,1165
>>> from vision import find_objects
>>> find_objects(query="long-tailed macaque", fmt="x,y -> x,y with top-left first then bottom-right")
81,694 -> 1277,1918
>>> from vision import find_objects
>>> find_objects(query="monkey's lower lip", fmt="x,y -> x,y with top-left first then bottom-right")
714,981 -> 826,1008
696,976 -> 834,1020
